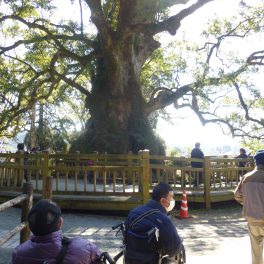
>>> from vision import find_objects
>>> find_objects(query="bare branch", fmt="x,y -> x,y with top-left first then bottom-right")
125,0 -> 215,36
145,64 -> 248,115
246,50 -> 264,65
145,84 -> 192,115
233,81 -> 264,126
197,17 -> 263,68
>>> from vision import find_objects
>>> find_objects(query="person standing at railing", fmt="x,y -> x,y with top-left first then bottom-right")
190,142 -> 204,187
236,148 -> 248,177
234,150 -> 264,264
11,199 -> 101,264
16,143 -> 29,182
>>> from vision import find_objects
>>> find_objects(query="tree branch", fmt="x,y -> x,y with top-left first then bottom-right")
0,79 -> 59,137
126,0 -> 215,36
233,81 -> 264,126
47,51 -> 90,96
246,50 -> 264,65
145,64 -> 248,116
0,15 -> 97,64
198,17 -> 263,67
145,84 -> 192,115
84,0 -> 114,48
53,71 -> 91,97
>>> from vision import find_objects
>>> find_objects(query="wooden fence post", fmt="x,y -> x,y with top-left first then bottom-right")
128,151 -> 132,183
18,151 -> 24,186
43,176 -> 53,200
138,150 -> 143,192
42,151 -> 50,198
20,182 -> 33,244
142,149 -> 150,204
75,151 -> 80,167
75,151 -> 80,192
204,156 -> 211,209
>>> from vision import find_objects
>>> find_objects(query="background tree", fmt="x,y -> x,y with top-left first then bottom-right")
23,99 -> 84,151
0,0 -> 263,154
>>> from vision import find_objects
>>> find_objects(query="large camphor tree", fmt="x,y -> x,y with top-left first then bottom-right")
0,0 -> 263,153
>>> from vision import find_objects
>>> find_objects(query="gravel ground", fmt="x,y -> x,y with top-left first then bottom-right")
0,204 -> 250,264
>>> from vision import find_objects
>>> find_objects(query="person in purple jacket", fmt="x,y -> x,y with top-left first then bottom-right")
11,199 -> 101,264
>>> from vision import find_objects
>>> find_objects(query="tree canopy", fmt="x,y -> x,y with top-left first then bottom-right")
0,0 -> 263,153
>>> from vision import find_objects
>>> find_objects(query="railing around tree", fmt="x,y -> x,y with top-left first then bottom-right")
0,151 -> 253,209
0,182 -> 33,246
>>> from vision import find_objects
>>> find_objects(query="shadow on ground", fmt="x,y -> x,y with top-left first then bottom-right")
0,204 -> 247,264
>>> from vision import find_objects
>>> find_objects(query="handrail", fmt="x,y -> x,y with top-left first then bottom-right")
0,194 -> 28,212
0,222 -> 27,247
0,151 -> 255,210
0,182 -> 33,246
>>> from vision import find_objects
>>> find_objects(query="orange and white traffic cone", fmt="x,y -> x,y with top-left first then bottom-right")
179,190 -> 190,218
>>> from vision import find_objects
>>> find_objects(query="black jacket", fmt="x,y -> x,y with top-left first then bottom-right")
191,147 -> 204,168
125,200 -> 182,258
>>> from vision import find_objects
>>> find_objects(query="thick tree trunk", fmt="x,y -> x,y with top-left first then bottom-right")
72,36 -> 164,154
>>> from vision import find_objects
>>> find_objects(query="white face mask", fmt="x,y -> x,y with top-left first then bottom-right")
166,199 -> 175,212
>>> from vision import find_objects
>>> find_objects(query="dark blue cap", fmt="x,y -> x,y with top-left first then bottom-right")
254,150 -> 264,166
28,199 -> 61,236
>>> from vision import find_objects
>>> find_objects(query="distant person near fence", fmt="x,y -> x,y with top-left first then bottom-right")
191,142 -> 204,187
234,150 -> 264,264
16,143 -> 29,182
236,148 -> 248,177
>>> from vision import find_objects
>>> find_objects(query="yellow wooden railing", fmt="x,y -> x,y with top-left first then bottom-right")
0,182 -> 33,246
0,151 -> 254,209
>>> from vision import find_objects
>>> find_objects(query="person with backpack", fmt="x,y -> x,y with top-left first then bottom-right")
124,182 -> 182,264
11,199 -> 101,264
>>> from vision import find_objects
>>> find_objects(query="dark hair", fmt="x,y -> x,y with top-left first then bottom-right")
17,143 -> 24,151
152,182 -> 173,202
240,148 -> 246,154
254,150 -> 264,166
195,142 -> 200,148
28,199 -> 61,236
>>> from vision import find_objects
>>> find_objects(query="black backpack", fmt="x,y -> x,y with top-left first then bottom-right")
54,236 -> 71,264
125,209 -> 161,264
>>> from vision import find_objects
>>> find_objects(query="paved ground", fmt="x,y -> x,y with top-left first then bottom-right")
0,204 -> 250,264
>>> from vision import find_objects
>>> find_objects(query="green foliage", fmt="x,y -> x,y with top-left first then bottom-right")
170,146 -> 181,157
241,139 -> 264,155
0,0 -> 263,154
24,126 -> 68,152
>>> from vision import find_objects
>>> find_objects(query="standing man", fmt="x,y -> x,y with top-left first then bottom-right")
125,182 -> 182,264
16,143 -> 29,182
191,142 -> 204,186
234,150 -> 264,264
236,148 -> 248,177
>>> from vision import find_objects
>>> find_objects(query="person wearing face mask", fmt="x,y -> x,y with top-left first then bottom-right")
124,182 -> 182,264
